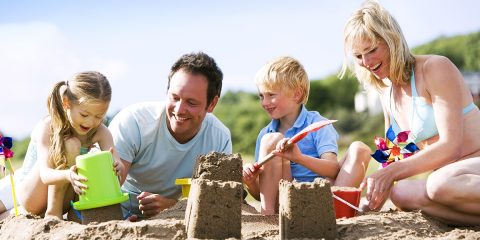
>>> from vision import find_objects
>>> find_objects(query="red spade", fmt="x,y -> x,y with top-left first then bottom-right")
256,119 -> 337,168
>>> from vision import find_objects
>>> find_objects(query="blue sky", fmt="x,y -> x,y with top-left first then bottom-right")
1,1 -> 479,139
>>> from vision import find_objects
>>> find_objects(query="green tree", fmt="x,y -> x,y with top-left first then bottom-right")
214,91 -> 270,156
413,32 -> 480,71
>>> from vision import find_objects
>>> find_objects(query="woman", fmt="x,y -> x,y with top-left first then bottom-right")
340,0 -> 480,226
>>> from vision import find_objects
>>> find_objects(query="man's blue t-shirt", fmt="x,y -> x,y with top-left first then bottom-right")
109,102 -> 232,217
255,105 -> 338,182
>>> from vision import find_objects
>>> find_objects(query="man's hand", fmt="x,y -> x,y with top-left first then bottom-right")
137,192 -> 177,217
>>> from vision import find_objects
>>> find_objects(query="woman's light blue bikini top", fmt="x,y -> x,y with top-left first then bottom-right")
388,70 -> 477,143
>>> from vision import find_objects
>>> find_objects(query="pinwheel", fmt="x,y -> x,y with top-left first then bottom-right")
0,135 -> 18,216
371,125 -> 419,168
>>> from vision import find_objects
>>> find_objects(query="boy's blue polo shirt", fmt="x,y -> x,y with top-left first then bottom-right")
255,105 -> 339,182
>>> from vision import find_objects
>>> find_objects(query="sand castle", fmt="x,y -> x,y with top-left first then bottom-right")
185,152 -> 243,239
279,178 -> 337,240
186,151 -> 338,239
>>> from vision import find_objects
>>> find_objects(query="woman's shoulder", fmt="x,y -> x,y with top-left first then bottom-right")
417,55 -> 455,73
416,55 -> 459,83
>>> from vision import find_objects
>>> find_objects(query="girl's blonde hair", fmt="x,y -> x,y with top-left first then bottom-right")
47,71 -> 111,169
255,56 -> 310,104
339,0 -> 415,89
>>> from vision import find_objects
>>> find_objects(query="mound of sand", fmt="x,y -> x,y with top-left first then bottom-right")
1,199 -> 479,240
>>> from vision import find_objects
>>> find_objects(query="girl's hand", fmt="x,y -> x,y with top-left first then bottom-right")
69,165 -> 88,195
271,138 -> 302,163
242,162 -> 261,186
109,147 -> 124,179
360,166 -> 395,211
113,159 -> 124,177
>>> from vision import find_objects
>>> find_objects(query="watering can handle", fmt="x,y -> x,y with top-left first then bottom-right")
332,193 -> 363,213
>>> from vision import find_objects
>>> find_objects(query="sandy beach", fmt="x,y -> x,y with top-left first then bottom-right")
1,199 -> 479,240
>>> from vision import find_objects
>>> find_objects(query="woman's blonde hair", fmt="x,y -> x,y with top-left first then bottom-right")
47,71 -> 111,169
255,56 -> 310,104
339,0 -> 415,89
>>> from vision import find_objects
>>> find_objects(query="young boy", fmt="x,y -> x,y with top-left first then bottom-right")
242,56 -> 371,215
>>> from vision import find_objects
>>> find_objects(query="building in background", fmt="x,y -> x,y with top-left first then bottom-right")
463,72 -> 480,102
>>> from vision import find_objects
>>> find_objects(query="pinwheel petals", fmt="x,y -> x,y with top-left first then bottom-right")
396,131 -> 410,143
374,137 -> 388,150
370,125 -> 419,168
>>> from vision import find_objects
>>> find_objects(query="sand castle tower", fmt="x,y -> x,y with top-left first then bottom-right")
279,178 -> 337,240
185,152 -> 243,239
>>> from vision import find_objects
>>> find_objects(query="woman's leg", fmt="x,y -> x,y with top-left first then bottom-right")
391,158 -> 480,226
259,133 -> 292,215
426,157 -> 480,214
334,141 -> 371,187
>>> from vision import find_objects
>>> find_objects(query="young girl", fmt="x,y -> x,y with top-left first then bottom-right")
14,71 -> 124,219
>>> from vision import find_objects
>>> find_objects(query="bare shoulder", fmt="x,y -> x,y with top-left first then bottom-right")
418,55 -> 462,86
422,55 -> 454,69
92,124 -> 112,142
421,55 -> 458,76
32,117 -> 52,144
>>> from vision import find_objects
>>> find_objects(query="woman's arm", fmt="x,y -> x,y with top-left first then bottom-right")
390,55 -> 465,180
379,89 -> 391,133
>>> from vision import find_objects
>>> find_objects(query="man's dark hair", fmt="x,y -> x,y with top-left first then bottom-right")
168,52 -> 223,107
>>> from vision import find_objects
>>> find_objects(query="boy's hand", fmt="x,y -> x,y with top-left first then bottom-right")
242,162 -> 261,186
272,138 -> 303,163
68,165 -> 88,195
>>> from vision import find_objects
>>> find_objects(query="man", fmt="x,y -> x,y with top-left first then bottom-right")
109,52 -> 232,219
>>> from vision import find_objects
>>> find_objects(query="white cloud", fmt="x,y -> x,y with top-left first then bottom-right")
0,22 -> 128,139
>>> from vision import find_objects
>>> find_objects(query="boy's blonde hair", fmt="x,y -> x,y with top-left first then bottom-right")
255,56 -> 310,104
47,71 -> 111,169
339,0 -> 415,89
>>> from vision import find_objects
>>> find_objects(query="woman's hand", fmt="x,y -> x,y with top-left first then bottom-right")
271,138 -> 303,163
68,165 -> 88,195
242,162 -> 262,187
360,166 -> 396,211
